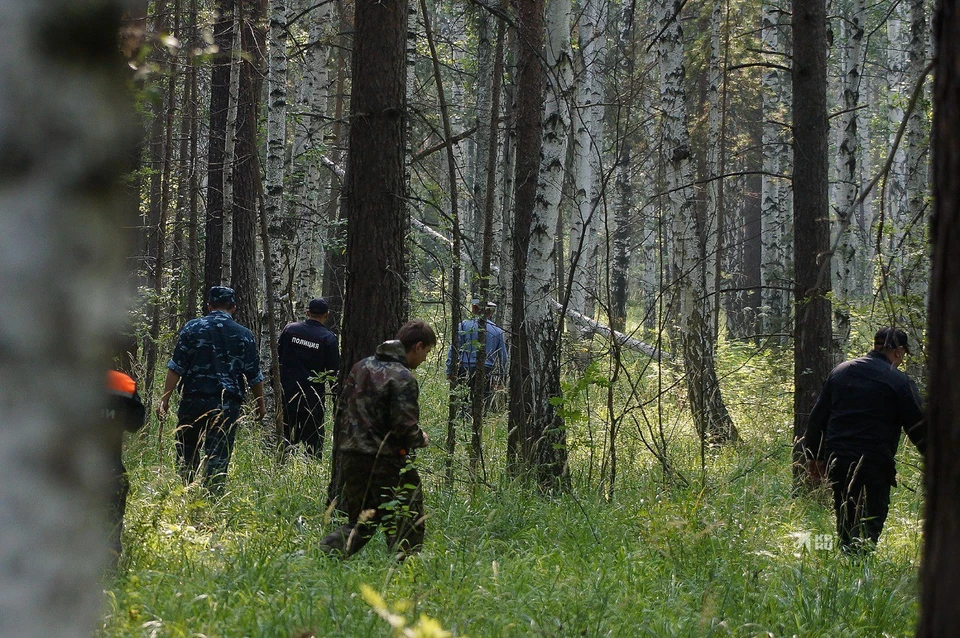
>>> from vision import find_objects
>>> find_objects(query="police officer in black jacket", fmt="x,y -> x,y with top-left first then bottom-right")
804,327 -> 926,552
278,298 -> 340,457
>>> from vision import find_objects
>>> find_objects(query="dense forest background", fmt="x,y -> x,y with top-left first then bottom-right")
32,0 -> 953,634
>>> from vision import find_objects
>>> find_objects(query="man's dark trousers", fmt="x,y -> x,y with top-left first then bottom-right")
282,390 -> 325,457
175,399 -> 241,492
829,455 -> 892,551
321,452 -> 424,558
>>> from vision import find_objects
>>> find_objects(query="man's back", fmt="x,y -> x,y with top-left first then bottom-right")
339,341 -> 422,457
169,310 -> 261,401
808,350 -> 924,466
278,319 -> 339,394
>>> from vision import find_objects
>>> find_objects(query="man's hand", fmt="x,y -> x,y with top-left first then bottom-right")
807,459 -> 827,485
156,398 -> 169,420
256,403 -> 267,420
421,430 -> 430,447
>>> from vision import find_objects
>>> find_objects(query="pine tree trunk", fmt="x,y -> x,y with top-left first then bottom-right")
329,0 -> 409,506
610,0 -> 635,333
791,0 -> 833,485
919,0 -> 960,630
0,2 -> 138,632
203,0 -> 235,293
231,0 -> 266,335
507,0 -> 545,477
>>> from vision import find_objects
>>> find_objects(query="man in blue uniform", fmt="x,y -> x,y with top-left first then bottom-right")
158,286 -> 265,491
278,297 -> 340,457
804,326 -> 926,552
446,299 -> 508,413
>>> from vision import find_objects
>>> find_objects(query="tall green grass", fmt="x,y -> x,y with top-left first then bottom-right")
101,342 -> 924,637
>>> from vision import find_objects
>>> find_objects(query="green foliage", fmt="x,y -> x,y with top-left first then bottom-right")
103,344 -> 924,637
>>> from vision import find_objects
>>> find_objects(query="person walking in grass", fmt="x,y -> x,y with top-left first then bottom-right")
278,297 -> 340,457
157,286 -> 265,492
320,320 -> 435,560
446,299 -> 508,415
803,326 -> 926,553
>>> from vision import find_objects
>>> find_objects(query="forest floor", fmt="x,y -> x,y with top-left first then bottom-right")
100,340 -> 925,637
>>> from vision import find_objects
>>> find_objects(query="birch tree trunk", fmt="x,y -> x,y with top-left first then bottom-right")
655,0 -> 737,443
610,0 -> 636,332
0,1 -> 138,633
760,2 -> 787,339
568,0 -> 607,330
266,0 -> 289,327
522,0 -> 573,485
832,0 -> 863,356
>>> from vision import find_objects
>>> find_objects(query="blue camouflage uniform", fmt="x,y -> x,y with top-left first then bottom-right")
167,308 -> 262,488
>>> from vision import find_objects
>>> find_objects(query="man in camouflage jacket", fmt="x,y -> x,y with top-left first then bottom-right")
320,320 -> 436,559
158,286 -> 265,491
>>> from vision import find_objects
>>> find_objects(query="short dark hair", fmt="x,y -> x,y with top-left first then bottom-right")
874,327 -> 910,354
396,319 -> 437,350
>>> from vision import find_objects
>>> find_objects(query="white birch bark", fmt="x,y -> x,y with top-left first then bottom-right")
611,0 -> 636,331
222,10 -> 242,283
526,0 -> 573,431
760,2 -> 786,336
705,0 -> 724,338
291,0 -> 334,311
0,1 -> 139,634
655,0 -> 736,441
888,5 -> 909,252
266,0 -> 289,323
904,0 -> 930,311
832,0 -> 863,353
568,0 -> 608,329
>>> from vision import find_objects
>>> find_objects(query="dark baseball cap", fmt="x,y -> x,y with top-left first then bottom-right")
208,286 -> 236,305
308,298 -> 329,314
874,327 -> 910,353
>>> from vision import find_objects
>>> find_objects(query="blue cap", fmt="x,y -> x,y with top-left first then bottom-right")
208,286 -> 236,305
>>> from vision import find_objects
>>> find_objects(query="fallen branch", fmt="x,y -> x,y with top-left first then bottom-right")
410,218 -> 668,360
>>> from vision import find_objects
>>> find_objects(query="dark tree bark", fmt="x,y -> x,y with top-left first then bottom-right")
506,0 -> 546,480
791,0 -> 833,485
919,0 -> 960,632
230,0 -> 266,335
203,0 -> 235,295
328,0 -> 409,505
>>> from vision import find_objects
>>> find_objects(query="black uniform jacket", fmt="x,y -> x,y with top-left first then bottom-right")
278,319 -> 340,405
804,350 -> 925,483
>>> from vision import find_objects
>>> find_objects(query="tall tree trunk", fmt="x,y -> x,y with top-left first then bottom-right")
832,0 -> 863,357
507,0 -> 545,477
791,0 -> 833,485
610,0 -> 636,333
203,0 -> 236,293
0,1 -> 138,633
184,0 -> 201,320
655,0 -> 737,443
329,0 -> 409,506
523,0 -> 573,487
760,1 -> 787,340
266,0 -> 289,326
919,0 -> 960,630
568,0 -> 607,330
231,0 -> 267,335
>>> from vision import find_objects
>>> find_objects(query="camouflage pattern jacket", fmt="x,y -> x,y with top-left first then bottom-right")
337,340 -> 426,459
167,310 -> 263,405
